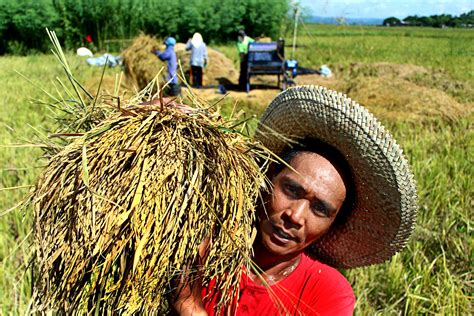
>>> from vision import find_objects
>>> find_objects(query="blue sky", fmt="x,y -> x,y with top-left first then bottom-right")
298,0 -> 473,19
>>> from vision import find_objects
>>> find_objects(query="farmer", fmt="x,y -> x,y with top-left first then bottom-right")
153,37 -> 181,96
237,30 -> 254,90
185,32 -> 208,88
173,86 -> 418,315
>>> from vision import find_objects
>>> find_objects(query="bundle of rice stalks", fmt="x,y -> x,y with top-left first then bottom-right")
121,34 -> 162,90
31,30 -> 272,314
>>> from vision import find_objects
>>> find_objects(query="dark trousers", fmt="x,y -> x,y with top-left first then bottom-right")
239,54 -> 249,90
191,65 -> 203,87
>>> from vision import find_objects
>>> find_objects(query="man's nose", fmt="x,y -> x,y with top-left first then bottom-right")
283,199 -> 306,228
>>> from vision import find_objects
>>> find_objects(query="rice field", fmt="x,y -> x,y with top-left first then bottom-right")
0,24 -> 472,314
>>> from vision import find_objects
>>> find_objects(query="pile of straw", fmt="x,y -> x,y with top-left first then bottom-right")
295,62 -> 468,123
32,30 -> 271,314
122,34 -> 239,90
121,34 -> 162,90
33,99 -> 269,313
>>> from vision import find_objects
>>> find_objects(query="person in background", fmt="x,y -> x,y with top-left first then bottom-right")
185,32 -> 208,88
153,37 -> 181,96
237,30 -> 254,90
84,34 -> 96,52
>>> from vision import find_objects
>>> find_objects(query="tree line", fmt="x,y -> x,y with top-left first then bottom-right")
383,10 -> 474,27
0,0 -> 290,55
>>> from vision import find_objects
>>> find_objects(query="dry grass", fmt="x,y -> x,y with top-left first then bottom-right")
291,63 -> 472,123
341,75 -> 466,122
28,31 -> 272,314
121,34 -> 163,90
32,102 -> 269,313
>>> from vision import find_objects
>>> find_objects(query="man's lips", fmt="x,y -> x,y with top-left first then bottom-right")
272,224 -> 297,242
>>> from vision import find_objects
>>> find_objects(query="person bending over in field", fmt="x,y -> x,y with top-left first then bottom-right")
172,85 -> 417,315
153,37 -> 181,96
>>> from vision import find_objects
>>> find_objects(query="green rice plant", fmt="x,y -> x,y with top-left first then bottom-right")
293,24 -> 474,84
348,117 -> 472,314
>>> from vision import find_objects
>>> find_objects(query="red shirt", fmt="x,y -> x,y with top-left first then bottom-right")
203,254 -> 355,315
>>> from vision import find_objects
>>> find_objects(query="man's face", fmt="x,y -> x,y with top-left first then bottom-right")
257,152 -> 347,257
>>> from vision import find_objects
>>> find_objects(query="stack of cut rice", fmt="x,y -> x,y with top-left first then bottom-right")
121,33 -> 163,90
122,34 -> 239,90
32,34 -> 271,313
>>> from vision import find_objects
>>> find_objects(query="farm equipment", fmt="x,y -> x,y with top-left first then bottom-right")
246,39 -> 297,92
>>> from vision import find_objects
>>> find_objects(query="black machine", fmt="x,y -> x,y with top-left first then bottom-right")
245,39 -> 298,92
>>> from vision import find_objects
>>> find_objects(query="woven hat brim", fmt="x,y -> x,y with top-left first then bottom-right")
255,85 -> 418,269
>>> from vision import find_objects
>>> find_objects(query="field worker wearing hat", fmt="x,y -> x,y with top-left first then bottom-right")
237,30 -> 254,90
153,37 -> 181,96
185,32 -> 208,88
172,86 -> 418,315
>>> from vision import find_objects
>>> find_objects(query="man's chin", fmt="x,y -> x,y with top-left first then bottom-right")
262,237 -> 293,256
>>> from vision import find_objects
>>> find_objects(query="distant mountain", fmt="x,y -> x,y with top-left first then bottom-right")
306,16 -> 384,26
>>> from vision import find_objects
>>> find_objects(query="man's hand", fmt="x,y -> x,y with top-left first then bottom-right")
171,239 -> 210,316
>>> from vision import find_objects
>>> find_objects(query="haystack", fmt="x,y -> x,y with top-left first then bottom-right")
296,62 -> 469,122
33,31 -> 271,314
344,76 -> 465,122
122,34 -> 162,90
346,62 -> 429,79
122,34 -> 239,90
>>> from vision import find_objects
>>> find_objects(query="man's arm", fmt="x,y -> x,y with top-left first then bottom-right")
157,48 -> 171,61
185,40 -> 192,51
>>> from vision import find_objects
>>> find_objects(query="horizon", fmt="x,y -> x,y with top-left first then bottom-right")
298,0 -> 472,20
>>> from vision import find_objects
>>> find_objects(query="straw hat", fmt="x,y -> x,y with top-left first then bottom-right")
255,85 -> 418,269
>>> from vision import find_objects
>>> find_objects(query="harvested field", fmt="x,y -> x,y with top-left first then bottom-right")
345,62 -> 430,79
88,60 -> 471,124
1,24 -> 473,315
203,62 -> 471,123
341,76 -> 466,122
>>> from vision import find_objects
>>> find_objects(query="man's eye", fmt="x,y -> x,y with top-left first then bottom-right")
283,183 -> 300,197
311,202 -> 329,217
